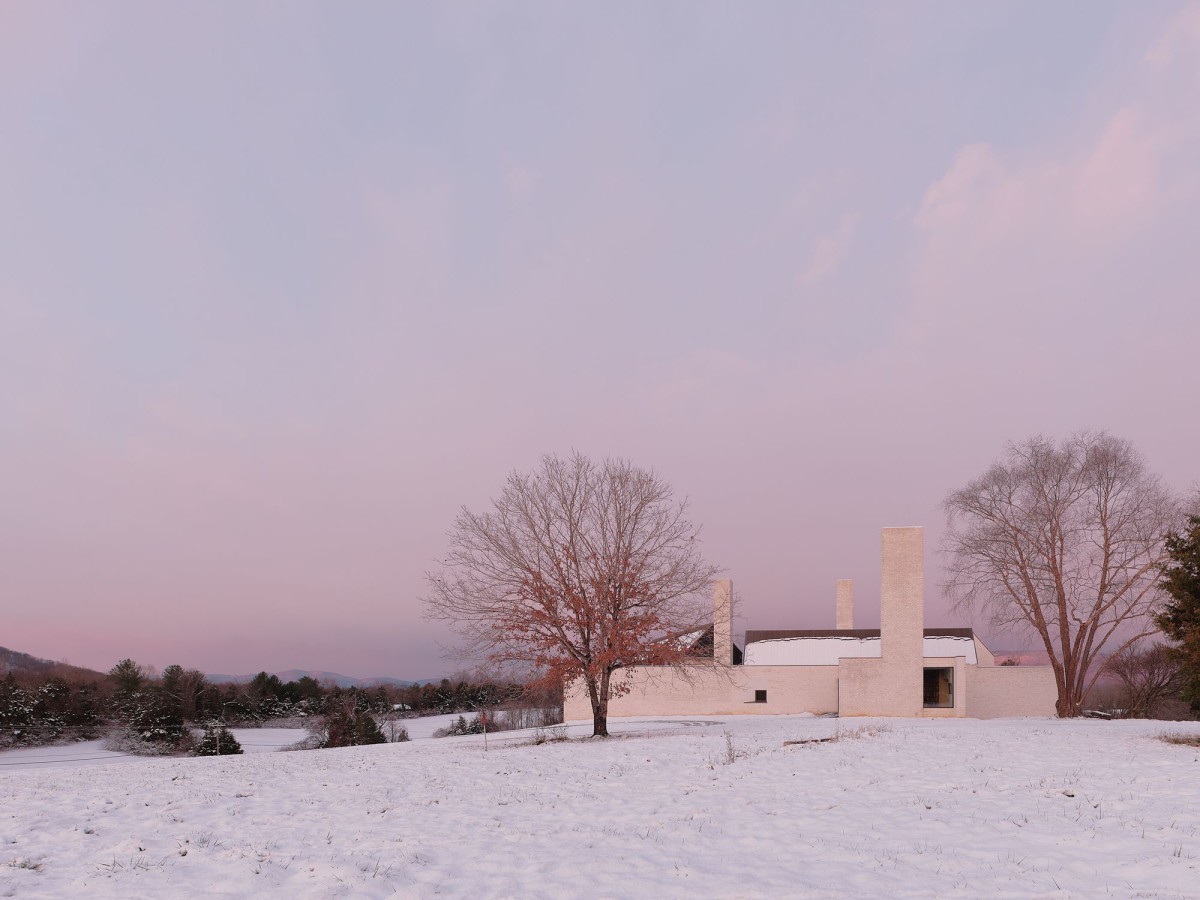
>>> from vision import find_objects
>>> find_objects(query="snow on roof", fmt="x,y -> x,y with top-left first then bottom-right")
743,634 -> 978,666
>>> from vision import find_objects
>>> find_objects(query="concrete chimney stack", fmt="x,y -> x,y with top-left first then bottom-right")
713,579 -> 732,666
880,526 -> 925,715
836,579 -> 854,630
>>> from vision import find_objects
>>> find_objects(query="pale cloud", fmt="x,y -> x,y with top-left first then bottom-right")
912,144 -> 1007,232
797,212 -> 858,286
915,6 -> 1198,257
1146,3 -> 1200,70
894,4 -> 1200,483
1074,107 -> 1162,229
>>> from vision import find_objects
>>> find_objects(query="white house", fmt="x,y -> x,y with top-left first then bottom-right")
564,526 -> 1058,720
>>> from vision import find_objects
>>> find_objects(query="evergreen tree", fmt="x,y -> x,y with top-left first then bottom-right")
108,658 -> 145,696
321,703 -> 387,747
193,725 -> 243,756
0,674 -> 35,743
1156,515 -> 1200,713
353,710 -> 387,745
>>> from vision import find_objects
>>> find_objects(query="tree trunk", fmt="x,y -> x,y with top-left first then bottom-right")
586,675 -> 609,737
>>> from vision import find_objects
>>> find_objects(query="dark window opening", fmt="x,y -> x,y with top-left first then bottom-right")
753,689 -> 767,704
923,668 -> 953,708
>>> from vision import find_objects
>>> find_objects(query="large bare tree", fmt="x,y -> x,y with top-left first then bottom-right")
943,432 -> 1179,717
424,452 -> 720,737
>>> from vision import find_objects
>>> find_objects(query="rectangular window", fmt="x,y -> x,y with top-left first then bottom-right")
754,689 -> 767,704
923,668 -> 953,708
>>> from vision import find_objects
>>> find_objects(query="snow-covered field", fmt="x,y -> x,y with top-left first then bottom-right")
1,715 -> 1198,898
0,729 -> 311,772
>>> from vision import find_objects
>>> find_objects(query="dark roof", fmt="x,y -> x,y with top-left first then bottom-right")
744,627 -> 975,645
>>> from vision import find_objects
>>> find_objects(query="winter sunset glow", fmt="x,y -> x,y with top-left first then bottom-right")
3,2 -> 1199,680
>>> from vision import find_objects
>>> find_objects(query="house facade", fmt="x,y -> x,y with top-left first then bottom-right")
564,526 -> 1058,720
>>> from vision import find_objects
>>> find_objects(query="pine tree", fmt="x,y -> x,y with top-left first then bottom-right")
108,659 -> 145,696
321,701 -> 387,747
352,710 -> 387,746
193,725 -> 244,756
1155,515 -> 1200,713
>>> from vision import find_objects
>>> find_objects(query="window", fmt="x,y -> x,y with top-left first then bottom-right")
923,668 -> 953,708
754,689 -> 767,704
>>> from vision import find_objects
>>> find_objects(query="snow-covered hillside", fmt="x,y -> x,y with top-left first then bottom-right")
1,716 -> 1197,898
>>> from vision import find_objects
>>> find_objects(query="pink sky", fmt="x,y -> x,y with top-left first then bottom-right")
2,3 -> 1198,679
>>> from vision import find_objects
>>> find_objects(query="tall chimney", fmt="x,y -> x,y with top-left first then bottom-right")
836,579 -> 854,630
713,579 -> 732,666
880,526 -> 924,714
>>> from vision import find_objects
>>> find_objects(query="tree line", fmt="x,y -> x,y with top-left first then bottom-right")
0,659 -> 556,753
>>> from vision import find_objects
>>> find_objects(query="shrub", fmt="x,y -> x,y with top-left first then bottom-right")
384,721 -> 410,743
103,726 -> 180,757
433,714 -> 482,738
115,688 -> 185,746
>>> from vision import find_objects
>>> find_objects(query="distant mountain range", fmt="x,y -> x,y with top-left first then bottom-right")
1,647 -> 436,688
205,669 -> 437,688
0,646 -> 106,681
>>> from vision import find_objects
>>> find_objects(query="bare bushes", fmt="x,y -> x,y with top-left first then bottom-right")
432,706 -> 563,738
1102,643 -> 1188,719
382,719 -> 410,743
711,730 -> 739,765
493,706 -> 563,730
103,726 -> 188,757
529,725 -> 569,745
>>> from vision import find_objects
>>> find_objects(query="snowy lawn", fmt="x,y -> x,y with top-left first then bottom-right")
1,715 -> 1198,898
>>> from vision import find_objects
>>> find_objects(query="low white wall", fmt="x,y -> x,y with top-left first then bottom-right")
564,660 -> 1060,720
965,666 -> 1058,718
564,665 -> 841,720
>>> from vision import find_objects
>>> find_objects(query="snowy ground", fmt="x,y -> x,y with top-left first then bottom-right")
1,715 -> 1198,898
0,713 -> 510,774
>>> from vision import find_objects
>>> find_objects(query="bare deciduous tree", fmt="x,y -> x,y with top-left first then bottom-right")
424,452 -> 720,737
1104,642 -> 1181,718
943,432 -> 1179,717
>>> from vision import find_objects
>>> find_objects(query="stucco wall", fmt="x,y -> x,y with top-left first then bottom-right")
836,579 -> 854,630
965,665 -> 1058,718
837,656 -> 969,717
563,664 -> 841,720
565,658 -> 1057,720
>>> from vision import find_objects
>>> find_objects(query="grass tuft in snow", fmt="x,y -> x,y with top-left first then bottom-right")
833,722 -> 892,742
4,858 -> 44,872
1158,732 -> 1200,747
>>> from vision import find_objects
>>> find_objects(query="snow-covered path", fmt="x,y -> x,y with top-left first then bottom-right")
1,716 -> 1197,898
